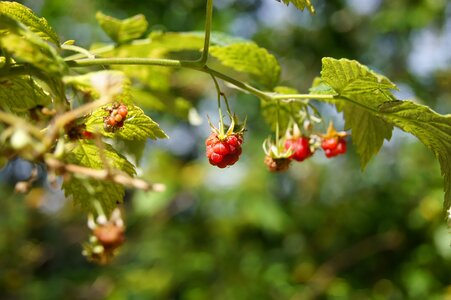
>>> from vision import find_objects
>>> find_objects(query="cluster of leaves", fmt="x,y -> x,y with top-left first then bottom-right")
0,2 -> 167,214
0,0 -> 450,224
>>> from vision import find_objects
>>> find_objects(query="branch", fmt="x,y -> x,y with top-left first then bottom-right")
45,156 -> 165,192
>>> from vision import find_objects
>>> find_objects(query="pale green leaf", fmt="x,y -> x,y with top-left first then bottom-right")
341,96 -> 393,167
320,57 -> 395,168
0,76 -> 51,113
379,100 -> 451,213
210,43 -> 281,89
0,1 -> 60,44
279,0 -> 315,13
62,140 -> 136,213
96,11 -> 148,44
261,86 -> 304,132
86,104 -> 168,140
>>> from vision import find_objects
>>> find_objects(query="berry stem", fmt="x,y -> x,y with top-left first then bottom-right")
221,92 -> 233,121
275,99 -> 281,146
210,73 -> 225,137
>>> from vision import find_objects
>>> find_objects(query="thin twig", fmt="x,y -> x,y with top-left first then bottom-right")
45,156 -> 165,192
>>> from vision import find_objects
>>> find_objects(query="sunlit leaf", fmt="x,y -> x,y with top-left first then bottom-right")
96,11 -> 148,44
62,140 -> 136,213
0,1 -> 60,44
0,76 -> 51,113
210,43 -> 281,89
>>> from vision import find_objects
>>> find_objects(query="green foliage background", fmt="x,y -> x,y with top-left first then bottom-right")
1,0 -> 451,299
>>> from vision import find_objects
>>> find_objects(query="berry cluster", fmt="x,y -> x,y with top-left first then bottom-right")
104,103 -> 128,132
206,132 -> 243,168
263,122 -> 348,172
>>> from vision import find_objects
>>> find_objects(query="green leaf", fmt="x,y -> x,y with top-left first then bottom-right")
319,57 -> 451,214
96,11 -> 148,44
0,14 -> 66,75
261,86 -> 305,132
210,43 -> 281,89
379,100 -> 451,214
64,70 -> 132,101
62,140 -> 136,213
86,104 -> 168,140
0,1 -> 60,45
131,88 -> 193,120
0,76 -> 51,113
320,57 -> 395,168
279,0 -> 315,14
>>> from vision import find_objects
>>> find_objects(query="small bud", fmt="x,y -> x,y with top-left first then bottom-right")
10,129 -> 31,150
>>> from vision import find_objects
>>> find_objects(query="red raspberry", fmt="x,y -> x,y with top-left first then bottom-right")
284,137 -> 313,162
82,131 -> 95,139
206,132 -> 243,168
322,137 -> 346,158
117,104 -> 128,118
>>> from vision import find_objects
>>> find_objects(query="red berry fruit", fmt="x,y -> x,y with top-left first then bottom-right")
206,132 -> 243,168
322,137 -> 347,158
284,137 -> 313,162
117,105 -> 128,118
82,131 -> 94,139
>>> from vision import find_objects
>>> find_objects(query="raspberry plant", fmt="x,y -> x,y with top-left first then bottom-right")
0,0 -> 450,263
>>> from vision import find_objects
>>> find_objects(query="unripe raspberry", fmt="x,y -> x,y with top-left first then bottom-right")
117,105 -> 128,118
114,114 -> 123,122
264,156 -> 291,172
93,223 -> 125,250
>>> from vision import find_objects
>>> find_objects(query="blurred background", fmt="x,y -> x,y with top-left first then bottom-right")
1,0 -> 451,299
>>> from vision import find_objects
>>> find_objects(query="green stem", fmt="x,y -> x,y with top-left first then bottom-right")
276,99 -> 280,145
198,0 -> 213,66
221,93 -> 233,120
272,94 -> 335,100
61,44 -> 95,59
67,57 -> 183,68
210,73 -> 225,136
63,44 -> 115,61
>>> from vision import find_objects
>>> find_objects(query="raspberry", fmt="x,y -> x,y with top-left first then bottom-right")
93,223 -> 125,250
103,103 -> 128,132
264,156 -> 291,172
117,104 -> 128,118
206,132 -> 243,168
82,131 -> 95,139
284,136 -> 313,162
322,137 -> 347,158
